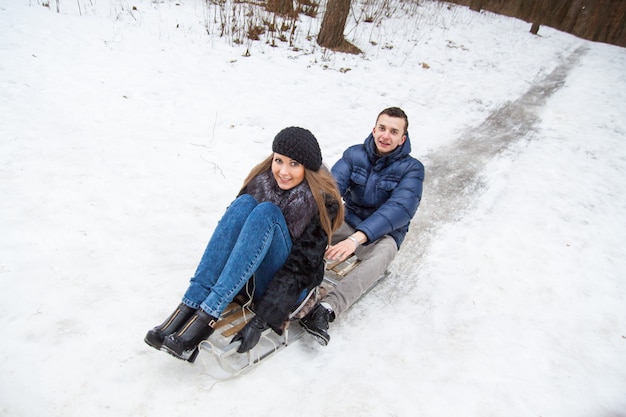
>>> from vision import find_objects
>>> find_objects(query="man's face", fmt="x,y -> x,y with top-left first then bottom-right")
372,114 -> 407,155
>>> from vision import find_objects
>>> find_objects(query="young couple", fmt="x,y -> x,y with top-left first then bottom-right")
145,107 -> 424,361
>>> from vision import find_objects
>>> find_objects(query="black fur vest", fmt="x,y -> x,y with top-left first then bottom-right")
242,170 -> 317,239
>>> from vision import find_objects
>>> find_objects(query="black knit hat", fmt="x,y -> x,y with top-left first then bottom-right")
272,126 -> 322,171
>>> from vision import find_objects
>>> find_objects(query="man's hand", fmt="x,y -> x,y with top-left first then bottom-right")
324,231 -> 367,262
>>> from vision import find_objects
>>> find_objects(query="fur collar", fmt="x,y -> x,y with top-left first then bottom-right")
243,170 -> 317,239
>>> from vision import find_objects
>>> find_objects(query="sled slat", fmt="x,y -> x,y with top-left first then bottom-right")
214,308 -> 246,331
221,318 -> 251,338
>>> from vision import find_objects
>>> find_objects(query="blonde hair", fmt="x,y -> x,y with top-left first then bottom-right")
240,154 -> 344,245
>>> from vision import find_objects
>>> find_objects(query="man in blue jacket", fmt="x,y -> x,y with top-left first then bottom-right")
300,107 -> 424,345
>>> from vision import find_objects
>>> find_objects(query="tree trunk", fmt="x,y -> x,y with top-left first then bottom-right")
469,0 -> 484,12
530,22 -> 541,34
266,0 -> 294,16
317,0 -> 360,53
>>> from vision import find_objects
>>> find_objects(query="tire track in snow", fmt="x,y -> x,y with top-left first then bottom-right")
388,45 -> 590,289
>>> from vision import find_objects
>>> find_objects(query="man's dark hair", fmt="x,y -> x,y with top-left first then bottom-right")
378,107 -> 409,134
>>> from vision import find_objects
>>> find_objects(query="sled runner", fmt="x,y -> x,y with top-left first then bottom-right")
197,255 -> 360,378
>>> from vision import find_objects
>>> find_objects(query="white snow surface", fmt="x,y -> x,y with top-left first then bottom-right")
1,0 -> 625,416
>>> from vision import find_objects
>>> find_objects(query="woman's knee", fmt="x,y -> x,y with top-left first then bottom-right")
251,202 -> 285,224
234,194 -> 258,207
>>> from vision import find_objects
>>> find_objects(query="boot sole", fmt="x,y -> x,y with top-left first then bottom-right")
161,344 -> 199,363
299,321 -> 330,346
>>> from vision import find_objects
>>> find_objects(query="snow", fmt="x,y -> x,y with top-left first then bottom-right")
1,0 -> 625,416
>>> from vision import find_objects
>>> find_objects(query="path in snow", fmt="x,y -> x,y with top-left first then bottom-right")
389,45 -> 590,286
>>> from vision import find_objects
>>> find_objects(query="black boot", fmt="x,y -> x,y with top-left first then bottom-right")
299,303 -> 334,346
161,309 -> 217,363
145,303 -> 196,350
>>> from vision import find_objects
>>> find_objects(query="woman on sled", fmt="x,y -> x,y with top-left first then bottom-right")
145,127 -> 343,362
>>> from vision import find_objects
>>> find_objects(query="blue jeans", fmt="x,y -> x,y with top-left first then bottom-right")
182,194 -> 292,318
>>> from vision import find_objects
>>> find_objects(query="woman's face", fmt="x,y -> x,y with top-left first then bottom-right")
271,152 -> 306,190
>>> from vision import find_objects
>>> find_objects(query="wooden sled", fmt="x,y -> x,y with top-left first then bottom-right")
197,255 -> 360,378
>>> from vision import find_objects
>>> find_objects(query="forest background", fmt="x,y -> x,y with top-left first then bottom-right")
41,0 -> 626,49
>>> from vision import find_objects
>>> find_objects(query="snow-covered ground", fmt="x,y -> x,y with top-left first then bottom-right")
1,0 -> 625,416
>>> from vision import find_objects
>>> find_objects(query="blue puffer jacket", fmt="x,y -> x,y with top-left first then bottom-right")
331,132 -> 424,249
